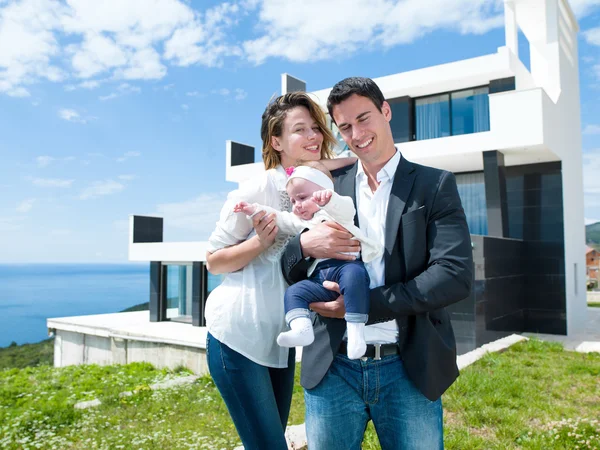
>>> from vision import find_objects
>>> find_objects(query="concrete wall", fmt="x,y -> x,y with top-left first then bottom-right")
54,330 -> 209,375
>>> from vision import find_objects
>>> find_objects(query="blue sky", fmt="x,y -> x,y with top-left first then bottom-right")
0,0 -> 599,263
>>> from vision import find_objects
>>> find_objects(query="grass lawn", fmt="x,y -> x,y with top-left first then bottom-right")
1,339 -> 598,449
588,301 -> 600,308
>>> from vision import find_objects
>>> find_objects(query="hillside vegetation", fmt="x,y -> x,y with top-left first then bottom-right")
0,339 -> 53,370
586,221 -> 600,251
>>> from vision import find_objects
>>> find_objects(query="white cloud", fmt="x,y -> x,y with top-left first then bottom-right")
583,124 -> 600,135
99,92 -> 118,101
583,27 -> 600,46
118,174 -> 137,181
79,179 -> 125,200
99,82 -> 141,101
243,0 -> 505,64
570,0 -> 600,18
0,0 -> 67,97
153,192 -> 228,237
29,177 -> 74,188
0,0 -> 242,96
1,0 -> 599,98
186,90 -> 200,97
58,108 -> 90,124
181,103 -> 189,110
116,150 -> 142,162
36,155 -> 55,167
212,88 -> 230,96
16,198 -> 35,213
234,88 -> 247,100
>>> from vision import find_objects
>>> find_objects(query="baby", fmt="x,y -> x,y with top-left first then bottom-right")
234,161 -> 383,359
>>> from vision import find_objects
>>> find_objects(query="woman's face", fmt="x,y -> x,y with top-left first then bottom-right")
272,106 -> 324,168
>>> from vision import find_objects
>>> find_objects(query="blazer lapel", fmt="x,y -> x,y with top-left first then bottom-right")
334,163 -> 359,227
385,157 -> 416,256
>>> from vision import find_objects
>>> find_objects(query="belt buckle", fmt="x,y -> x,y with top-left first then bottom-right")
374,343 -> 381,361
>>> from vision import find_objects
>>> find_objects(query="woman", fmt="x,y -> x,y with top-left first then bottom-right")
205,92 -> 343,449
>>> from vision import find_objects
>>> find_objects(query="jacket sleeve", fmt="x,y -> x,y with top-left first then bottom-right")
280,231 -> 313,286
368,171 -> 473,319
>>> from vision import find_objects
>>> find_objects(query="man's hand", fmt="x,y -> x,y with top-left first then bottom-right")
312,189 -> 333,207
252,211 -> 278,249
300,221 -> 360,261
309,281 -> 345,318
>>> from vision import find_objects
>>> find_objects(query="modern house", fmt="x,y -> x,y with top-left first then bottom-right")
48,0 -> 587,368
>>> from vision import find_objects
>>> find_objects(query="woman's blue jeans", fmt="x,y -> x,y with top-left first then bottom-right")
206,332 -> 295,450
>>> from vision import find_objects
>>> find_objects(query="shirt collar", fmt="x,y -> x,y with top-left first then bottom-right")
356,147 -> 402,183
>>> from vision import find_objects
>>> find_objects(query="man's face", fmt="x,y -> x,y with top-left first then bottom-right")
332,94 -> 395,167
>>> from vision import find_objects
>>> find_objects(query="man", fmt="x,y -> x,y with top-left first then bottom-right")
281,77 -> 473,449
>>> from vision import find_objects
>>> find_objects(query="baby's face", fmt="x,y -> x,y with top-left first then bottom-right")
287,178 -> 322,220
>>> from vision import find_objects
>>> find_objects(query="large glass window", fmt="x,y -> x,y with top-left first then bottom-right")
415,87 -> 490,141
451,88 -> 490,136
164,264 -> 193,319
388,98 -> 413,143
455,172 -> 488,236
415,94 -> 450,140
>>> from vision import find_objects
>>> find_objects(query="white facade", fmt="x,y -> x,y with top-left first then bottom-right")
223,0 -> 586,336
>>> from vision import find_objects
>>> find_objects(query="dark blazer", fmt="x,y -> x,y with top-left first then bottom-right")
281,156 -> 473,401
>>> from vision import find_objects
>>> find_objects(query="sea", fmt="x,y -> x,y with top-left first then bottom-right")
0,264 -> 153,348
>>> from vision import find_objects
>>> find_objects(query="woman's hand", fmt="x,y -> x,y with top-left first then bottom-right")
252,211 -> 279,249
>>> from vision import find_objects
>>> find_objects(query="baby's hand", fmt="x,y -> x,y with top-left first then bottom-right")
312,189 -> 333,206
233,202 -> 256,216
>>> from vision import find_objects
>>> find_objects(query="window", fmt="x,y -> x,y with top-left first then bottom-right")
451,88 -> 490,136
415,94 -> 450,140
388,97 -> 413,143
164,264 -> 193,319
415,87 -> 490,141
455,172 -> 488,236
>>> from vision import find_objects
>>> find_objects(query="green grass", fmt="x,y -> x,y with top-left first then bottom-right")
1,340 -> 598,449
588,302 -> 600,308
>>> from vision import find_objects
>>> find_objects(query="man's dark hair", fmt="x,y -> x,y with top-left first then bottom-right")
326,77 -> 386,123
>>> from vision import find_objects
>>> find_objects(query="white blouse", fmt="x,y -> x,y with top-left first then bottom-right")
204,165 -> 292,368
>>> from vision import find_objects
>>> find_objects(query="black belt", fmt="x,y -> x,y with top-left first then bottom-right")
338,341 -> 400,360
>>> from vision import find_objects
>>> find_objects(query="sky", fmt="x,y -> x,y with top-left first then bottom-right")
0,0 -> 599,263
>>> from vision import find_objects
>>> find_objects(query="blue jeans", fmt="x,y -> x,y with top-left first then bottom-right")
305,354 -> 443,450
285,259 -> 370,324
206,332 -> 295,450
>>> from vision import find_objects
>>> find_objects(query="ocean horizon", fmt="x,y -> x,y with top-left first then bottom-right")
0,263 -> 150,348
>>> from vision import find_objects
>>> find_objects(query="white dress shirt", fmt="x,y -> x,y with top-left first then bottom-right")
205,166 -> 292,368
356,149 -> 402,344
